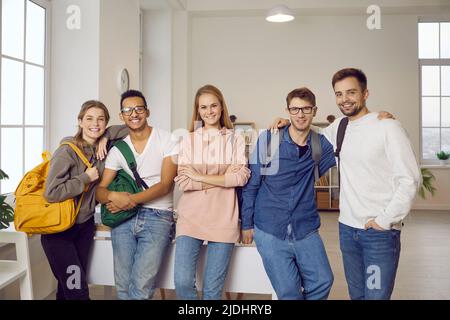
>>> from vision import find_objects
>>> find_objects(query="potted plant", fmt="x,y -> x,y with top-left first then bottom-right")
418,168 -> 437,200
436,150 -> 450,165
0,169 -> 14,230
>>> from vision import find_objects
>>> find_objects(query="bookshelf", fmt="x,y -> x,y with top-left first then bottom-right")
234,122 -> 255,159
315,166 -> 339,211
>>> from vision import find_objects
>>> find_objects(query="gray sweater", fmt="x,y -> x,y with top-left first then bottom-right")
44,125 -> 128,224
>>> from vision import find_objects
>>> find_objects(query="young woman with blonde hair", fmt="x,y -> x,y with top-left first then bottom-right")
42,100 -> 127,300
174,85 -> 250,300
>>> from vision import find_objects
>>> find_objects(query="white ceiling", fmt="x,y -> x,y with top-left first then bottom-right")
140,0 -> 185,10
140,0 -> 450,15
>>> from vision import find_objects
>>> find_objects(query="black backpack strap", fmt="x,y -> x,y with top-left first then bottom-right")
334,117 -> 349,159
310,130 -> 322,182
114,140 -> 149,190
334,117 -> 349,186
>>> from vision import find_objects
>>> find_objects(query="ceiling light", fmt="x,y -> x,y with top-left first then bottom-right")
266,5 -> 295,23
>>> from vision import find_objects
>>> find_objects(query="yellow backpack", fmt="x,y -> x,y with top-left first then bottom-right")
14,142 -> 92,235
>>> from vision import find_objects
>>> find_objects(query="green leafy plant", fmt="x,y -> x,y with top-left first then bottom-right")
0,169 -> 14,230
436,151 -> 450,160
418,168 -> 437,200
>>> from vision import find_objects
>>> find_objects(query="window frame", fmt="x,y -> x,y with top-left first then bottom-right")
0,0 -> 51,193
419,19 -> 450,165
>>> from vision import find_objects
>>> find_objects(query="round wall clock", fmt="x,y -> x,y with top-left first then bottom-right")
118,68 -> 130,93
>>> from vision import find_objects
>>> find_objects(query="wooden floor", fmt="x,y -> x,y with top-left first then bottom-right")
49,210 -> 450,300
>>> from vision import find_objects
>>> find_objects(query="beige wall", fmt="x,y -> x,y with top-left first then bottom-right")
50,0 -> 101,150
190,14 -> 420,151
99,0 -> 141,126
50,0 -> 140,151
49,2 -> 450,210
414,167 -> 450,210
142,9 -> 173,131
180,13 -> 449,210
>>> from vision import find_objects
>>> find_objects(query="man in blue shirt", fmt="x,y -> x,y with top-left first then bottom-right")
240,87 -> 336,300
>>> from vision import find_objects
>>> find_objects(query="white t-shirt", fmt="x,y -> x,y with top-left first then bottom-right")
320,112 -> 421,230
105,127 -> 179,210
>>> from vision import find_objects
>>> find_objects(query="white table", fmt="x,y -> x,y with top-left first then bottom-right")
87,229 -> 277,299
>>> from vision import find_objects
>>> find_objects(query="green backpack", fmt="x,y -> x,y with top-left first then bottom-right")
101,140 -> 148,228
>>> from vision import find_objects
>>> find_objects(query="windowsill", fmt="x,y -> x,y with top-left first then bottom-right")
421,164 -> 450,169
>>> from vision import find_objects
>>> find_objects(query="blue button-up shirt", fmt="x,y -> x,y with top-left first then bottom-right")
241,126 -> 336,240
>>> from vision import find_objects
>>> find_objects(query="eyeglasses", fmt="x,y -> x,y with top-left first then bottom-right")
288,106 -> 315,115
121,105 -> 147,116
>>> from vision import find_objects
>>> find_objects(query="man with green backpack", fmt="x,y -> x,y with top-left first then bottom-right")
96,90 -> 178,300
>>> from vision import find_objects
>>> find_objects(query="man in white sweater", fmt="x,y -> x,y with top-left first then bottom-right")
322,68 -> 421,300
273,68 -> 421,299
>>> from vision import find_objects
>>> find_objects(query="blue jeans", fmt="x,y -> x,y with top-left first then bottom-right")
111,207 -> 174,300
174,235 -> 234,300
339,222 -> 401,300
254,226 -> 334,300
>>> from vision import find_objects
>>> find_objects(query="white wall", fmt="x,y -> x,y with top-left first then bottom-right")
50,0 -> 140,151
99,0 -> 140,126
171,10 -> 190,131
190,15 -> 419,150
142,9 -> 172,131
176,12 -> 450,210
50,0 -> 101,150
49,1 -> 450,211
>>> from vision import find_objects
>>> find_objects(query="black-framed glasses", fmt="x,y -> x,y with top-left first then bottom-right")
288,106 -> 315,115
121,105 -> 147,116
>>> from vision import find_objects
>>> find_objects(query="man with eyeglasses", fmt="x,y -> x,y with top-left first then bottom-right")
96,90 -> 178,300
240,87 -> 336,300
271,68 -> 421,300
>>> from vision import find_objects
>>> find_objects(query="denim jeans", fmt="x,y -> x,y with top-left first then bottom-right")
174,235 -> 234,300
254,225 -> 334,300
111,207 -> 174,300
339,222 -> 401,300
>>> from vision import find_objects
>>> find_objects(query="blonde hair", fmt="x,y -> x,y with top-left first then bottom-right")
73,100 -> 110,149
189,85 -> 233,132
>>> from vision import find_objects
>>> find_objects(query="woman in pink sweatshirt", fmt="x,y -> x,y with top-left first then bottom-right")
174,84 -> 250,300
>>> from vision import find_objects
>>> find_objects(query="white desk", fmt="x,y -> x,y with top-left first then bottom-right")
87,229 -> 276,299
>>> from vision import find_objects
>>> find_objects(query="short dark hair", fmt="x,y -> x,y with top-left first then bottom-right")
326,114 -> 336,123
332,68 -> 367,92
120,90 -> 148,109
286,87 -> 316,107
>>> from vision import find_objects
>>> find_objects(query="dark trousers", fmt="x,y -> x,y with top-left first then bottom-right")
41,218 -> 95,300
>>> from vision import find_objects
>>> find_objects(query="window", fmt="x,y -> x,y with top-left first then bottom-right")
1,0 -> 49,193
419,21 -> 450,162
139,9 -> 143,90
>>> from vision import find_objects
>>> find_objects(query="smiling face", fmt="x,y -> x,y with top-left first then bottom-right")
287,97 -> 317,132
334,76 -> 369,119
197,93 -> 223,129
119,96 -> 149,131
78,107 -> 107,145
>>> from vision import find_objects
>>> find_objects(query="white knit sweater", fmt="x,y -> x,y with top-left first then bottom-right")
320,112 -> 421,230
